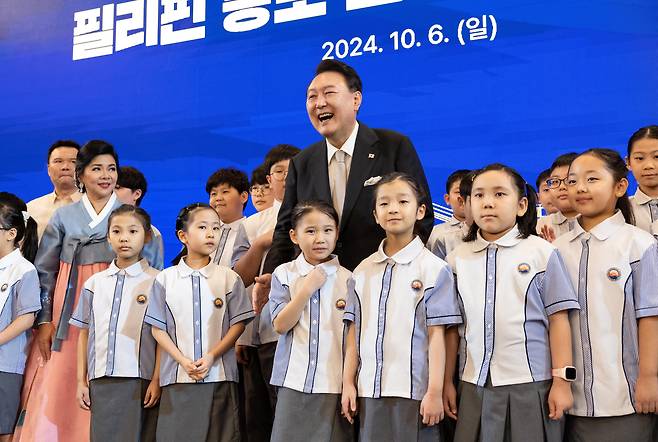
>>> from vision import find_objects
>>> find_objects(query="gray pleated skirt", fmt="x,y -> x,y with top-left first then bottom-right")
359,397 -> 440,442
565,413 -> 656,442
156,381 -> 240,442
454,379 -> 563,442
0,372 -> 22,435
271,387 -> 354,442
88,377 -> 158,442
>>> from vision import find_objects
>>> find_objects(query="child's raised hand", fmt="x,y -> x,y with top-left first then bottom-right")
341,383 -> 358,424
420,390 -> 444,426
634,375 -> 658,414
303,267 -> 327,294
143,379 -> 161,408
193,353 -> 215,380
539,225 -> 556,243
548,379 -> 573,420
254,229 -> 274,250
77,381 -> 91,411
442,381 -> 458,420
253,274 -> 272,314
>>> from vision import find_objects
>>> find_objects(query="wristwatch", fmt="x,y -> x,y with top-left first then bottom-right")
552,366 -> 577,382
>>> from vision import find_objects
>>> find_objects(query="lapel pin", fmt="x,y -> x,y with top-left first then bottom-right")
335,298 -> 346,310
607,268 -> 621,281
368,153 -> 375,159
411,280 -> 423,291
136,294 -> 147,304
214,297 -> 224,308
0,283 -> 7,292
517,263 -> 531,274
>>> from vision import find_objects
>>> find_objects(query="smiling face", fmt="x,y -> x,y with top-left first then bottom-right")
471,170 -> 528,241
567,154 -> 627,225
78,154 -> 118,200
627,137 -> 658,195
373,179 -> 426,237
290,209 -> 338,265
177,208 -> 221,258
208,183 -> 248,224
108,213 -> 147,264
306,71 -> 362,147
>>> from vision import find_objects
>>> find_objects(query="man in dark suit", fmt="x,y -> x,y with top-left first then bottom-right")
254,60 -> 433,309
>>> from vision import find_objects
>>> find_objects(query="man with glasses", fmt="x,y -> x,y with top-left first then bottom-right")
537,152 -> 580,242
27,140 -> 82,240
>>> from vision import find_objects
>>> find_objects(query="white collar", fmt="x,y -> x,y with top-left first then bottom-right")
294,253 -> 340,277
326,122 -> 359,164
107,259 -> 149,276
471,225 -> 523,252
373,236 -> 425,264
565,211 -> 626,242
52,190 -> 81,204
633,188 -> 657,205
221,216 -> 246,229
81,192 -> 117,229
446,216 -> 462,227
176,257 -> 214,279
0,248 -> 22,270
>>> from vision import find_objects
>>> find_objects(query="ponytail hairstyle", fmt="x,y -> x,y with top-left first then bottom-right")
0,193 -> 38,263
464,164 -> 538,242
171,203 -> 216,265
574,149 -> 635,225
627,125 -> 658,156
108,204 -> 153,239
372,172 -> 427,237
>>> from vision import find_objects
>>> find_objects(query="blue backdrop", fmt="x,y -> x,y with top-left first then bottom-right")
1,0 -> 657,261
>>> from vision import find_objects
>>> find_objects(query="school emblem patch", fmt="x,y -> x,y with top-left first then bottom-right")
517,263 -> 531,274
214,297 -> 224,308
411,280 -> 423,291
607,268 -> 621,281
136,294 -> 147,304
335,298 -> 346,310
0,283 -> 6,292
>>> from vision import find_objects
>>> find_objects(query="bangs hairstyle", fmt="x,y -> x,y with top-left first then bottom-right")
536,168 -> 551,191
459,170 -> 478,199
574,148 -> 635,225
0,194 -> 38,263
314,59 -> 362,93
117,166 -> 147,206
108,204 -> 152,236
446,169 -> 471,195
263,144 -> 301,173
549,152 -> 578,175
250,164 -> 269,187
464,164 -> 538,242
372,172 -> 427,237
171,203 -> 217,265
75,140 -> 119,192
291,201 -> 339,230
205,168 -> 249,210
627,125 -> 658,156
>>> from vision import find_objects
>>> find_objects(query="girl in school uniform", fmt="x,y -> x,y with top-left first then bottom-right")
553,149 -> 658,442
341,172 -> 462,441
0,202 -> 41,442
145,203 -> 254,442
70,205 -> 161,442
269,200 -> 353,442
626,125 -> 658,233
17,140 -> 163,442
445,164 -> 579,442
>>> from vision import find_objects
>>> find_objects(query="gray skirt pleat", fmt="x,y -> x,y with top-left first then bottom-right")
359,396 -> 440,442
0,372 -> 22,435
565,413 -> 656,442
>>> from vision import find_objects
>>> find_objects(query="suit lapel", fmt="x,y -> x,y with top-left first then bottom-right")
340,123 -> 378,231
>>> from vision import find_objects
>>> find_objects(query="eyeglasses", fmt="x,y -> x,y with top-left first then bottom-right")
546,177 -> 568,189
268,170 -> 288,182
249,184 -> 271,195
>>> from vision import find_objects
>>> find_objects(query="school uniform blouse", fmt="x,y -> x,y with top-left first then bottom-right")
269,254 -> 351,394
70,259 -> 159,381
630,188 -> 658,233
536,211 -> 577,239
554,211 -> 658,417
211,217 -> 245,267
0,249 -> 41,375
431,222 -> 468,261
426,216 -> 462,253
447,227 -> 579,388
344,237 -> 461,401
145,259 -> 254,386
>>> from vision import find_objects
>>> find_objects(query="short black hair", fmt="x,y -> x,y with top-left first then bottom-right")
445,169 -> 471,195
314,60 -> 362,93
117,166 -> 148,206
250,164 -> 269,187
75,140 -> 119,193
535,168 -> 551,191
549,153 -> 578,175
264,144 -> 301,174
459,170 -> 478,199
47,140 -> 80,163
205,168 -> 250,210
